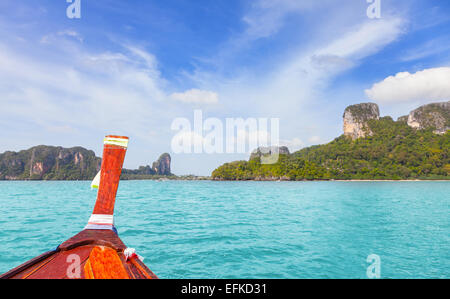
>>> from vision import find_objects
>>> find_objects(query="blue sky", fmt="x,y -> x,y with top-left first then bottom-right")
0,0 -> 449,175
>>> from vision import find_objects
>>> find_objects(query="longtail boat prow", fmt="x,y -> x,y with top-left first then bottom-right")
0,135 -> 158,279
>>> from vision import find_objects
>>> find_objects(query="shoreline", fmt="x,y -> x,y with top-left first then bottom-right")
332,179 -> 450,182
212,179 -> 450,182
1,179 -> 449,182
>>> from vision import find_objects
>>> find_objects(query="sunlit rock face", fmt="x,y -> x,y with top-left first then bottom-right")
152,153 -> 171,175
343,103 -> 380,140
0,146 -> 100,180
407,101 -> 450,135
397,115 -> 409,123
250,146 -> 290,161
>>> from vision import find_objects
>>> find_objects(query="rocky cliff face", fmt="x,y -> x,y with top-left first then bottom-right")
121,153 -> 173,177
152,153 -> 172,175
250,146 -> 290,161
407,101 -> 450,134
1,145 -> 174,180
397,115 -> 409,123
343,103 -> 380,140
0,146 -> 101,180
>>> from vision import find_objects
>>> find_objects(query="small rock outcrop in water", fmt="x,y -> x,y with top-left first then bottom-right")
407,101 -> 450,134
152,153 -> 172,175
343,103 -> 380,140
250,146 -> 290,161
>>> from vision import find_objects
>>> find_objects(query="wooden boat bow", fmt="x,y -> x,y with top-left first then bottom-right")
0,136 -> 158,279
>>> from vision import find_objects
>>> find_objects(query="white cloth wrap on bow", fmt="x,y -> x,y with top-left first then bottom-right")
124,248 -> 144,262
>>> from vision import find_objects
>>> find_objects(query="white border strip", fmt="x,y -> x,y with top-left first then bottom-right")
104,137 -> 129,148
88,214 -> 114,225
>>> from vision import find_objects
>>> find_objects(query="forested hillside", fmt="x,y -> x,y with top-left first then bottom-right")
212,116 -> 450,180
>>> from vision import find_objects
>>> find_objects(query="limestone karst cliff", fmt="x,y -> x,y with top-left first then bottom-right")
343,103 -> 380,140
0,146 -> 101,180
152,153 -> 172,175
250,146 -> 290,159
122,153 -> 172,177
343,101 -> 450,139
0,145 -> 173,180
212,100 -> 450,180
407,101 -> 450,134
397,115 -> 409,123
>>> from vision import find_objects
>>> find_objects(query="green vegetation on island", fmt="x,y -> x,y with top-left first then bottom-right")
0,146 -> 174,181
0,145 -> 100,181
212,103 -> 450,181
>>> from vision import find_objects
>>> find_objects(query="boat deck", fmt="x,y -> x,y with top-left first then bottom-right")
1,229 -> 157,279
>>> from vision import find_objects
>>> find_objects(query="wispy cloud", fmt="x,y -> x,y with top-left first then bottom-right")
3,0 -> 439,175
185,15 -> 406,142
0,38 -> 171,142
171,89 -> 219,104
399,37 -> 450,62
41,30 -> 84,44
242,0 -> 325,40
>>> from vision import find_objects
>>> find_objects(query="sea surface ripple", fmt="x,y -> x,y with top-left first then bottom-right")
0,181 -> 448,278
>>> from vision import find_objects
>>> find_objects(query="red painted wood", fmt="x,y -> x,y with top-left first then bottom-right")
0,135 -> 159,279
59,229 -> 127,251
0,250 -> 59,279
93,136 -> 128,215
1,230 -> 158,279
25,246 -> 93,279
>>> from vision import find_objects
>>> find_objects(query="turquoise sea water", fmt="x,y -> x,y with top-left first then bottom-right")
0,181 -> 448,279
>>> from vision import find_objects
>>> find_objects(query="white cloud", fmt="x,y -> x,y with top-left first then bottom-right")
315,18 -> 405,60
183,12 -> 407,161
171,89 -> 219,104
242,0 -> 331,40
308,136 -> 321,143
273,17 -> 406,85
0,0 -> 413,175
171,131 -> 205,153
279,137 -> 303,152
0,40 -> 170,141
58,30 -> 84,42
239,16 -> 406,125
399,37 -> 450,62
41,30 -> 84,44
125,45 -> 159,70
365,67 -> 450,103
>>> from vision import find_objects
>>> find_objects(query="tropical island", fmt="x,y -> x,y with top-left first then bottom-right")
212,101 -> 450,181
0,145 -> 178,181
1,101 -> 448,181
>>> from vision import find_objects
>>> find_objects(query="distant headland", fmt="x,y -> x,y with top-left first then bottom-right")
212,101 -> 450,181
1,101 -> 449,182
0,146 -> 180,181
